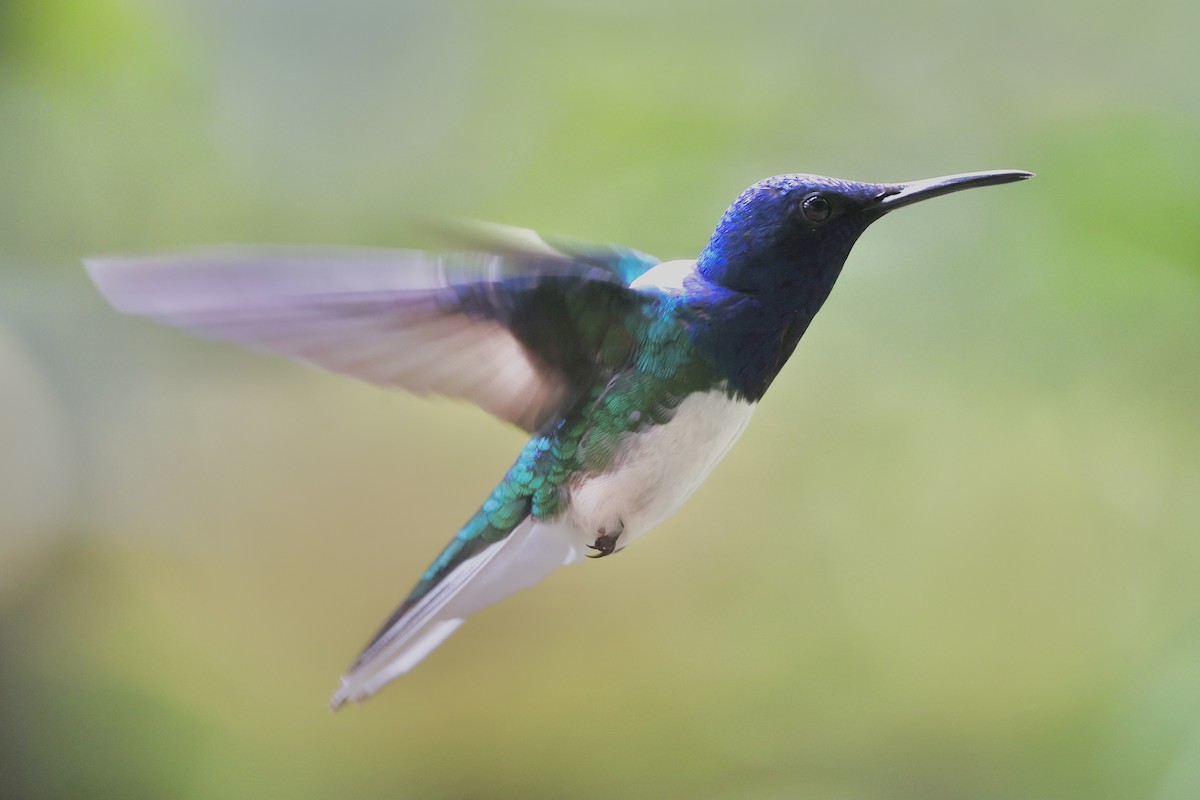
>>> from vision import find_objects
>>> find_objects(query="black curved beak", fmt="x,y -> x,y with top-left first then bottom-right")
871,169 -> 1034,212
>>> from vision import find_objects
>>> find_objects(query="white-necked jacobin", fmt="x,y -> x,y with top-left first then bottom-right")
85,169 -> 1032,708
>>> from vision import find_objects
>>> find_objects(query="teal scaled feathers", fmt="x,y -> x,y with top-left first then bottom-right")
406,300 -> 718,604
84,169 -> 1032,709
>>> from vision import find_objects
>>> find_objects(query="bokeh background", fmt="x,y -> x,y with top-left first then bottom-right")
2,1 -> 1198,798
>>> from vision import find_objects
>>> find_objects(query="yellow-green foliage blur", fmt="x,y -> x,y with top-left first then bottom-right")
2,1 -> 1198,798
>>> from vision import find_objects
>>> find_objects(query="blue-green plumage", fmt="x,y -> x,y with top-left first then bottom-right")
388,291 -> 727,615
83,168 -> 1032,708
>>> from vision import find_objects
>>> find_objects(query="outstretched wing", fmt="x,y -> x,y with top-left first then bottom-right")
85,239 -> 660,432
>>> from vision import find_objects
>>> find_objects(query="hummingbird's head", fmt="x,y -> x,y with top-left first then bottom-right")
697,170 -> 1033,301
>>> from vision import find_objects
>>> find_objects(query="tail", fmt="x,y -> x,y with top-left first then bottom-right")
330,511 -> 583,709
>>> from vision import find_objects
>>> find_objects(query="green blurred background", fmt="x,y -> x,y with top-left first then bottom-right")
2,1 -> 1198,798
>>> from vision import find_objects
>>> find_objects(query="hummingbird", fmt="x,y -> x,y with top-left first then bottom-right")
85,168 -> 1032,708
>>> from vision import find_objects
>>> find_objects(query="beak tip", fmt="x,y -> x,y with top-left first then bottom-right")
976,169 -> 1036,184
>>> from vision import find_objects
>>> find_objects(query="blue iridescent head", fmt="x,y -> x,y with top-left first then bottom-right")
689,169 -> 1032,399
698,170 -> 1033,299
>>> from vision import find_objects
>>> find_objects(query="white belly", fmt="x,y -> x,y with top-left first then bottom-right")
567,389 -> 756,549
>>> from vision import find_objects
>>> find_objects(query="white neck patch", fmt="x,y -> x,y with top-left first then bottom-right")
630,259 -> 696,292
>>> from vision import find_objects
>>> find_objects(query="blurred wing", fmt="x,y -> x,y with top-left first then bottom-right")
428,220 -> 661,285
85,244 -> 652,432
330,516 -> 583,708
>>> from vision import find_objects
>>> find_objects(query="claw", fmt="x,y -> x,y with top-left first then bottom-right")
586,534 -> 618,558
586,521 -> 624,559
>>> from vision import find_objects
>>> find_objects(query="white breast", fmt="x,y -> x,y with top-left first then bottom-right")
567,390 -> 756,549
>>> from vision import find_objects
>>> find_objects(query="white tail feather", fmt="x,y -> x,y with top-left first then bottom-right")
330,519 -> 583,709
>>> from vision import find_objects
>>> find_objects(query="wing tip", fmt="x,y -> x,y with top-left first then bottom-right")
82,255 -> 142,312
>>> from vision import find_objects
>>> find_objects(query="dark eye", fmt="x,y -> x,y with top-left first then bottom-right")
800,193 -> 831,223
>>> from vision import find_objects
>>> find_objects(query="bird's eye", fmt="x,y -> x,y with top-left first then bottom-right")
800,193 -> 832,223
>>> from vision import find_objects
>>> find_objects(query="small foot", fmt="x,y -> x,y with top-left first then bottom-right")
586,521 -> 624,559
